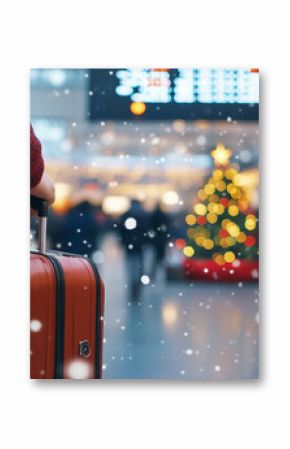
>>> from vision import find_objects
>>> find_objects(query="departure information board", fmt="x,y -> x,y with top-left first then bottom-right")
88,69 -> 259,121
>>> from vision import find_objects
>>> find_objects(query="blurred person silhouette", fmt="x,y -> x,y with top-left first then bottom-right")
65,200 -> 100,258
47,206 -> 69,251
148,202 -> 170,283
119,199 -> 147,300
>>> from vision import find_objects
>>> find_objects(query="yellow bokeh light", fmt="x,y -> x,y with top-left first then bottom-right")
228,205 -> 239,216
231,188 -> 241,199
220,238 -> 229,248
183,246 -> 195,257
214,254 -> 225,265
222,218 -> 230,229
203,239 -> 214,250
204,183 -> 215,195
216,181 -> 226,192
224,251 -> 236,263
185,214 -> 196,225
208,202 -> 218,214
206,212 -> 218,224
227,183 -> 236,195
196,236 -> 205,246
211,144 -> 232,166
225,168 -> 238,180
102,195 -> 130,215
194,203 -> 207,215
236,232 -> 247,243
212,169 -> 224,181
209,194 -> 219,203
238,198 -> 249,212
245,217 -> 256,231
130,102 -> 146,115
227,223 -> 240,237
197,189 -> 208,201
216,204 -> 225,215
162,190 -> 179,205
52,182 -> 72,213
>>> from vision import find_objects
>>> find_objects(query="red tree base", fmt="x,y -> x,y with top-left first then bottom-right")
183,258 -> 259,282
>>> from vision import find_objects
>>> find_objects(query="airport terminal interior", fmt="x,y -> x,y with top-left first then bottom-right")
30,69 -> 259,379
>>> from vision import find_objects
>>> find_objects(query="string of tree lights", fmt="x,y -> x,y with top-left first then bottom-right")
179,143 -> 258,268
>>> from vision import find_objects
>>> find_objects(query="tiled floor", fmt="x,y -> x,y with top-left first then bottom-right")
99,234 -> 259,380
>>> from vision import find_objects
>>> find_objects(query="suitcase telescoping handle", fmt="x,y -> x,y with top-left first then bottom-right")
31,196 -> 49,253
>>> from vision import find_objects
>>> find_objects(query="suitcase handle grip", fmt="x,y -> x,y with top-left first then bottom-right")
31,196 -> 49,217
31,196 -> 49,253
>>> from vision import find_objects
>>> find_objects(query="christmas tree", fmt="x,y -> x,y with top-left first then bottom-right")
182,144 -> 258,266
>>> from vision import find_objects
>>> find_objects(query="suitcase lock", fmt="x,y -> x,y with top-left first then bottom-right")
79,340 -> 91,358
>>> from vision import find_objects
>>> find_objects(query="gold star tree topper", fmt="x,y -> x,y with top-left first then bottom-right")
210,143 -> 232,166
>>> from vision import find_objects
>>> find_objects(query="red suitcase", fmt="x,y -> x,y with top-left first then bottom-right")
30,196 -> 105,379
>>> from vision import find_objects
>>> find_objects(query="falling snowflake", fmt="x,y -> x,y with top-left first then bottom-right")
184,348 -> 193,356
66,360 -> 90,379
124,217 -> 137,230
30,320 -> 42,332
141,275 -> 150,285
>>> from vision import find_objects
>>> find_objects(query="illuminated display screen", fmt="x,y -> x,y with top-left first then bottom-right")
88,69 -> 259,120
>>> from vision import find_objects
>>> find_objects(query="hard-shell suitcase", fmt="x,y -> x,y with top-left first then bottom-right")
30,196 -> 105,379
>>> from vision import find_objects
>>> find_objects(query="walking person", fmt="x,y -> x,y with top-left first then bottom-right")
65,200 -> 100,258
119,200 -> 146,300
148,202 -> 170,283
